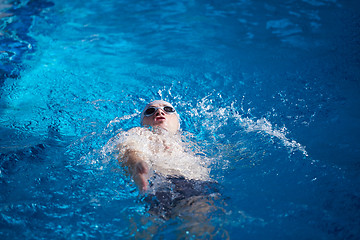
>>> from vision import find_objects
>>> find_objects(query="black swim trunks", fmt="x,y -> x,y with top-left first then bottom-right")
144,175 -> 219,219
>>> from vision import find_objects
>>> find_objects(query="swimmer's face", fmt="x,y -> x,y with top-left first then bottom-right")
142,103 -> 180,134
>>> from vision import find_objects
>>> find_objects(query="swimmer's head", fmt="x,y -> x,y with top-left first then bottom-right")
140,100 -> 180,133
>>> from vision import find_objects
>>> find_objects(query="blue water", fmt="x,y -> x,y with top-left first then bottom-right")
1,0 -> 360,239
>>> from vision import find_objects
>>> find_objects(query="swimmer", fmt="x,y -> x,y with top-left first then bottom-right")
117,100 -> 210,193
120,100 -> 180,192
116,100 -> 225,237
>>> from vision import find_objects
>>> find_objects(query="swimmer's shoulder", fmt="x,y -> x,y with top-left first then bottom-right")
116,127 -> 150,149
127,127 -> 152,135
127,127 -> 142,134
114,127 -> 150,136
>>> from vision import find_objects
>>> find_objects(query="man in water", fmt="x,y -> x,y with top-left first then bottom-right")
118,100 -> 211,193
120,100 -> 182,192
117,100 -> 224,237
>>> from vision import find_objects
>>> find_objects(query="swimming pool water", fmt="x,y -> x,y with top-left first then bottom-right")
1,0 -> 360,239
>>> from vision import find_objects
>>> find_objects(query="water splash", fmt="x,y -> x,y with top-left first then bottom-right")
187,93 -> 308,156
232,114 -> 308,156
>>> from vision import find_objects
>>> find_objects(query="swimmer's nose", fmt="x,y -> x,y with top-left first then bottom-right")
155,108 -> 165,116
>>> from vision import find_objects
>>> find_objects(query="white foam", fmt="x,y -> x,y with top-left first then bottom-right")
190,95 -> 308,156
233,114 -> 308,156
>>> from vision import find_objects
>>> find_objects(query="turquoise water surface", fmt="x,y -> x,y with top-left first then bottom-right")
1,0 -> 360,239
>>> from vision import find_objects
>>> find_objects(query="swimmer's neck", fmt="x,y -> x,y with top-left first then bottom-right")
144,125 -> 179,135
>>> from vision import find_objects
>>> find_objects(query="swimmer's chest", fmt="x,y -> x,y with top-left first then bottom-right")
147,135 -> 184,155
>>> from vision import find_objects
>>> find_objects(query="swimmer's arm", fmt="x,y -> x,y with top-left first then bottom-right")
122,149 -> 149,192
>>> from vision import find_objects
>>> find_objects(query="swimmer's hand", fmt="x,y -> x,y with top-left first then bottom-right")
133,161 -> 149,192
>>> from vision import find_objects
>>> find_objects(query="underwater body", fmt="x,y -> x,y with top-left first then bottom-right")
1,0 -> 360,239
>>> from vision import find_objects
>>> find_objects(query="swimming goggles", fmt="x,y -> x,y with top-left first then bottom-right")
144,106 -> 176,117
